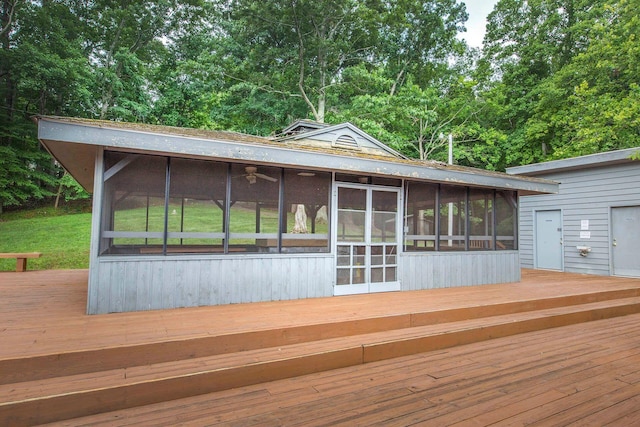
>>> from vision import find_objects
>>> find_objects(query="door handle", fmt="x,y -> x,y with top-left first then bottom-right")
613,239 -> 617,247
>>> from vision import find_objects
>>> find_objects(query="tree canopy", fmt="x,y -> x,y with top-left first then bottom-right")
1,0 -> 638,210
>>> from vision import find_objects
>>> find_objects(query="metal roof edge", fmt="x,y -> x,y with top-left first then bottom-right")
507,147 -> 640,176
37,116 -> 557,194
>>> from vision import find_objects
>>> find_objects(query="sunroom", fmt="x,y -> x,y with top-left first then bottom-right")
37,117 -> 557,314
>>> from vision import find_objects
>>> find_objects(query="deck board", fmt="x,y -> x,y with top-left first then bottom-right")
2,268 -> 640,359
33,312 -> 640,426
3,268 -> 640,425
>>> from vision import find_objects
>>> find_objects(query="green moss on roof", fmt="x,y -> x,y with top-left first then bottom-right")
38,116 -> 554,187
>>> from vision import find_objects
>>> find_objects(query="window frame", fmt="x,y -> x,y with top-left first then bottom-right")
403,182 -> 518,252
99,151 -> 331,256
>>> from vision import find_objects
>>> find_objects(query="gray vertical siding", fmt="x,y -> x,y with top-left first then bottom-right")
88,255 -> 335,314
518,162 -> 640,276
85,142 -> 526,314
400,251 -> 521,291
88,251 -> 522,314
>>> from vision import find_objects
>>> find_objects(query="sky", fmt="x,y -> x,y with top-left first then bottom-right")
459,0 -> 500,48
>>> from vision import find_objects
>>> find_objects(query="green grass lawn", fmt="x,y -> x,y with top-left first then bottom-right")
0,208 -> 92,271
0,204 -> 328,271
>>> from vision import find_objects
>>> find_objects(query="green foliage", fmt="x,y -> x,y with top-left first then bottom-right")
330,72 -> 440,158
0,0 -> 209,210
2,0 -> 639,214
217,0 -> 382,123
373,0 -> 469,89
0,0 -> 90,211
526,0 -> 640,158
58,173 -> 90,202
0,122 -> 57,209
481,0 -> 639,165
217,0 -> 469,124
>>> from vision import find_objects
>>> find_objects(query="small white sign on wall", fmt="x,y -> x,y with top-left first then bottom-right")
581,220 -> 589,230
580,231 -> 591,239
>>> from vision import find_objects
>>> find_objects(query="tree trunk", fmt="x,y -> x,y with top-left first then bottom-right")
316,92 -> 325,123
316,41 -> 327,123
54,171 -> 66,209
390,66 -> 406,97
0,0 -> 16,37
292,204 -> 308,233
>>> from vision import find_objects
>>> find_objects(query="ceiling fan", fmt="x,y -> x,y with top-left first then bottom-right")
239,166 -> 278,184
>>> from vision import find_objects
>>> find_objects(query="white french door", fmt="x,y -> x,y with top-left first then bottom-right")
334,184 -> 401,295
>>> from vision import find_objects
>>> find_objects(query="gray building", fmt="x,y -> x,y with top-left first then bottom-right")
508,148 -> 640,278
38,116 -> 557,314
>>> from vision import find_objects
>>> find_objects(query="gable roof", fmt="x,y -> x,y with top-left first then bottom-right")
276,122 -> 407,159
36,116 -> 558,196
507,147 -> 640,176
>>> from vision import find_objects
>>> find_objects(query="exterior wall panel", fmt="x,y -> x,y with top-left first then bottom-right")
89,251 -> 522,314
88,256 -> 335,314
400,251 -> 520,291
517,162 -> 640,276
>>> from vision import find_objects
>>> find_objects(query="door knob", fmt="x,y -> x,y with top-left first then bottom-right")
613,239 -> 617,247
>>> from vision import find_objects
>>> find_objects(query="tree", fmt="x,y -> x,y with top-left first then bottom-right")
331,67 -> 486,164
0,0 -> 210,210
85,0 -> 182,121
148,5 -> 224,129
218,0 -> 469,125
219,0 -> 380,124
525,0 -> 639,158
0,0 -> 90,211
375,0 -> 468,94
478,0 -> 623,165
332,81 -> 439,158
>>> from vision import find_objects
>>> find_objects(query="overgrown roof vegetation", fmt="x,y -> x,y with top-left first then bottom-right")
1,0 -> 638,212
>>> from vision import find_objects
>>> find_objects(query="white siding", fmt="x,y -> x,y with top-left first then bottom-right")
518,162 -> 640,276
88,255 -> 334,314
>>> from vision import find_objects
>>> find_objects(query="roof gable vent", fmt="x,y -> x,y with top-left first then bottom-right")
333,134 -> 359,150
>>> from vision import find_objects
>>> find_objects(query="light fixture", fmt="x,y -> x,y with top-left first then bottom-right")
298,172 -> 316,177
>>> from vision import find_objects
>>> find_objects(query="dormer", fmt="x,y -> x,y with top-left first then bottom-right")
277,120 -> 330,137
275,121 -> 406,159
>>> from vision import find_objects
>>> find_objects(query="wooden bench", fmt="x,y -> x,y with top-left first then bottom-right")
0,252 -> 42,272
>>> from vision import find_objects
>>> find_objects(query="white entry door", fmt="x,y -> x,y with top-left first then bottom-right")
612,206 -> 640,277
535,210 -> 563,270
334,185 -> 401,295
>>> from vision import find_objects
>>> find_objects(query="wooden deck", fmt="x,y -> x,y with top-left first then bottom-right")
51,311 -> 640,426
2,269 -> 640,425
2,268 -> 640,360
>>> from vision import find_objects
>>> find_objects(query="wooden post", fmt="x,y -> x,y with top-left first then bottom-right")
16,258 -> 27,272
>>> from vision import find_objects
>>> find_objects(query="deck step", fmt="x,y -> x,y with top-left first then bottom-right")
1,287 -> 638,386
2,295 -> 640,426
